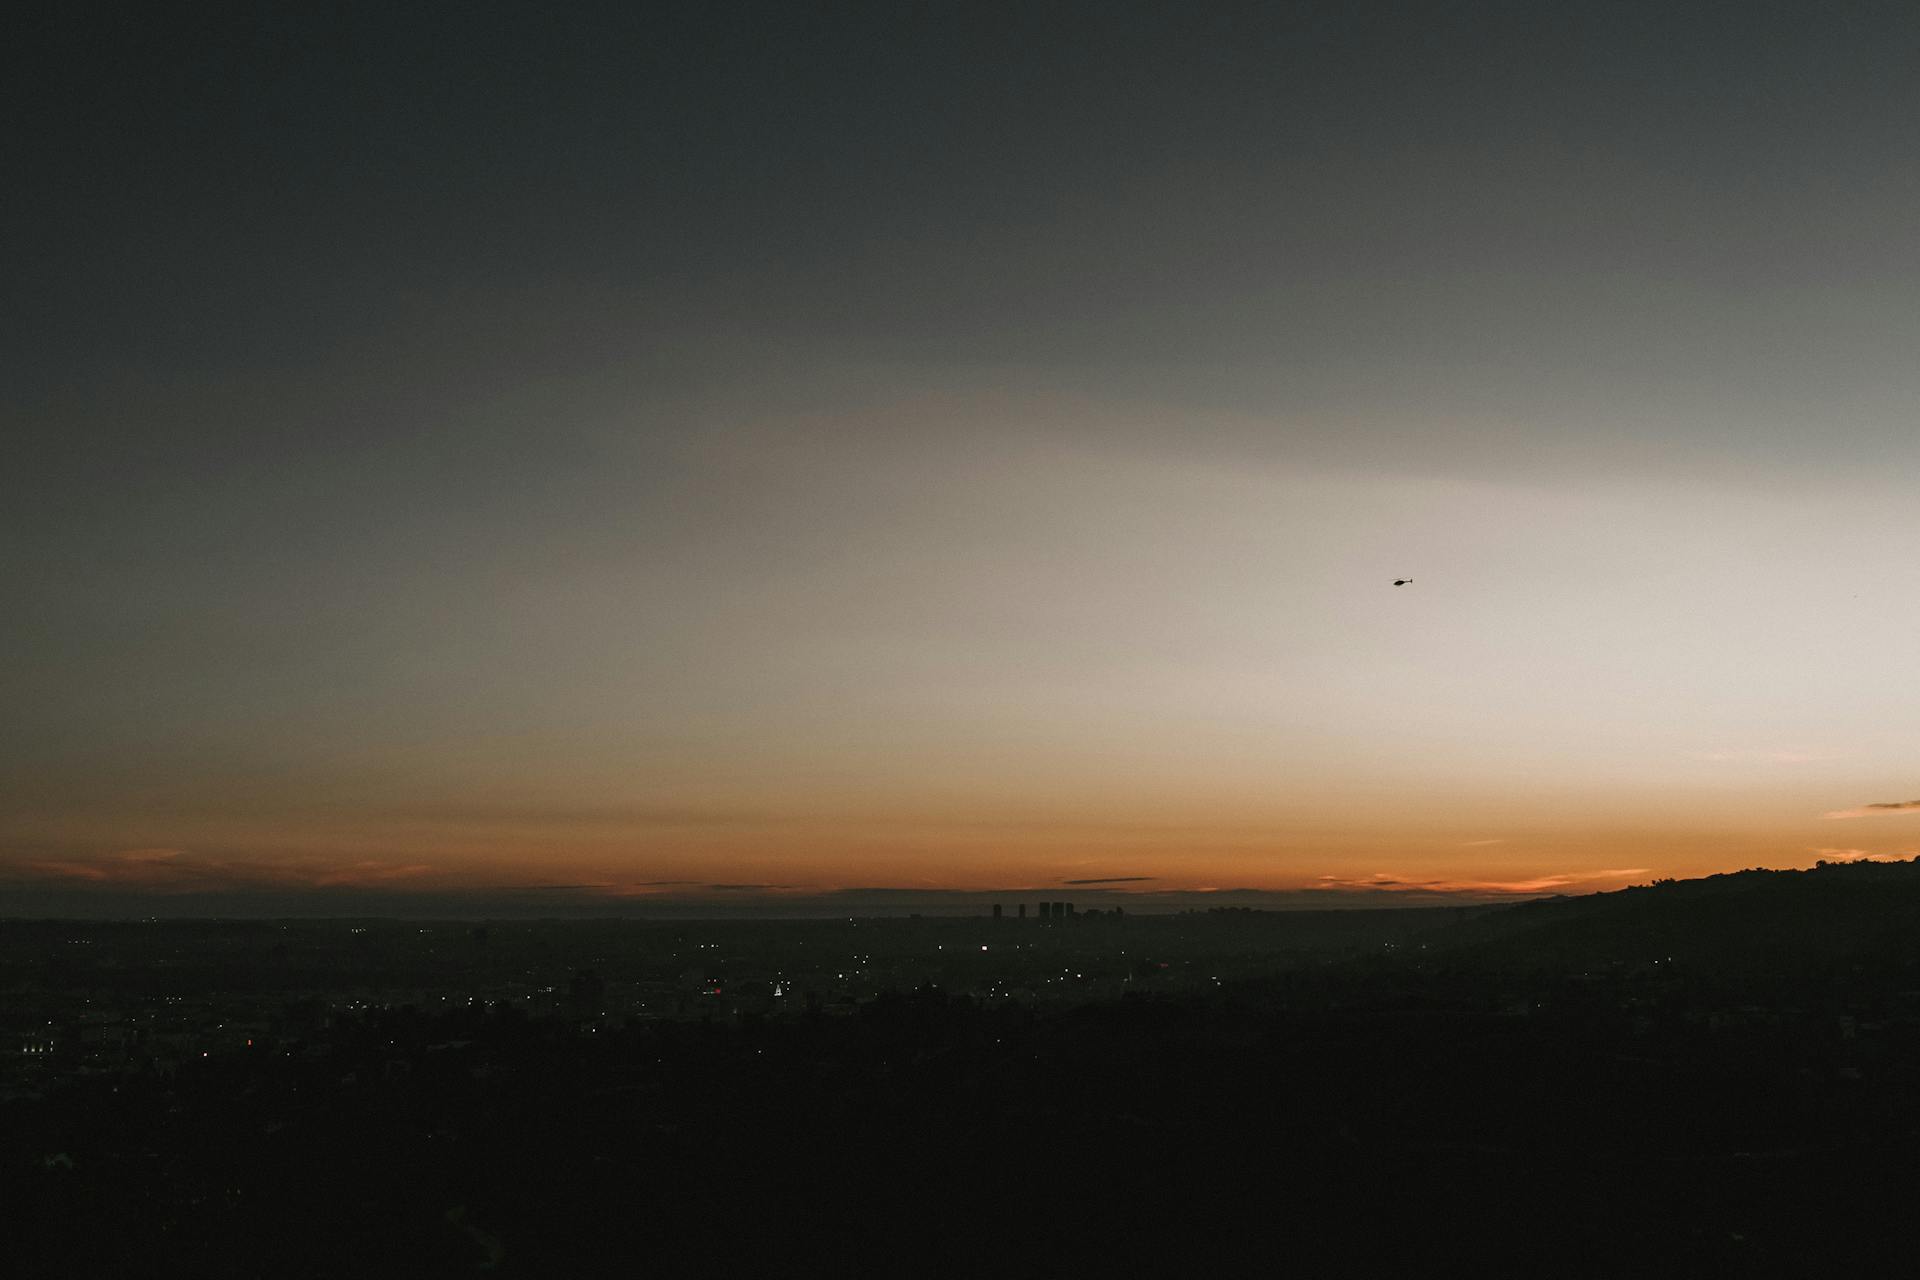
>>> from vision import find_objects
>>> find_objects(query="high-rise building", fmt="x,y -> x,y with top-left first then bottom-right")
1017,903 -> 1027,920
992,903 -> 1003,920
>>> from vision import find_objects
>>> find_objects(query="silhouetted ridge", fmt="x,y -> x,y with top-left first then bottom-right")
1425,857 -> 1920,973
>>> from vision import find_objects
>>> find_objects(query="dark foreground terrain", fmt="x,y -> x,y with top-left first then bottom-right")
11,861 -> 1920,1275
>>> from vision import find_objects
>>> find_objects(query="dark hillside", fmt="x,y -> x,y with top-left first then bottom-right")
1422,859 -> 1920,975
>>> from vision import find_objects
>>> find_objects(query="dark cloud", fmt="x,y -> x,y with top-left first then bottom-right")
1061,876 -> 1156,886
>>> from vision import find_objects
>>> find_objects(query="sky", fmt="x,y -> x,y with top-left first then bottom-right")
6,1 -> 1920,916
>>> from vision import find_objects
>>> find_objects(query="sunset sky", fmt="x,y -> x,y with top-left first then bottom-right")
7,2 -> 1920,915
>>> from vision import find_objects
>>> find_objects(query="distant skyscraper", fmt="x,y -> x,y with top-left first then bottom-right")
992,903 -> 1002,920
1017,904 -> 1026,920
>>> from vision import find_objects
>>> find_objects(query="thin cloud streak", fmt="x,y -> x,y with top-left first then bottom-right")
0,850 -> 1656,911
1823,800 -> 1920,819
1,849 -> 441,894
1809,847 -> 1916,863
1312,868 -> 1653,896
0,872 -> 1612,918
